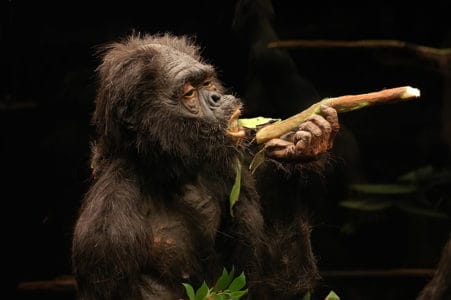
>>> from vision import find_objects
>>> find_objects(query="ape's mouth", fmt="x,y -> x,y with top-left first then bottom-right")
226,108 -> 246,139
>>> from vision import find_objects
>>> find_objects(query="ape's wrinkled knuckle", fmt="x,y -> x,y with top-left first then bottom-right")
323,123 -> 332,133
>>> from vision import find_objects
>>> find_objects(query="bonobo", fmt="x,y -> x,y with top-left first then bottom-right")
71,33 -> 340,300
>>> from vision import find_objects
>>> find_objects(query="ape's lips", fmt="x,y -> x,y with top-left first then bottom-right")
226,108 -> 246,139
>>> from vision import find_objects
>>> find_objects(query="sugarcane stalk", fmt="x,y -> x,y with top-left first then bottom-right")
255,86 -> 421,144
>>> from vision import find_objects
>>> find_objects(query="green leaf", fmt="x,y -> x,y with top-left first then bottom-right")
226,266 -> 236,288
213,268 -> 231,292
182,283 -> 196,300
249,148 -> 265,174
229,289 -> 248,299
214,267 -> 236,292
349,183 -> 417,195
326,290 -> 340,300
195,281 -> 209,300
238,117 -> 281,129
228,272 -> 246,292
302,292 -> 311,300
339,199 -> 393,211
211,294 -> 225,300
398,165 -> 451,185
397,165 -> 434,182
396,202 -> 450,219
229,160 -> 242,217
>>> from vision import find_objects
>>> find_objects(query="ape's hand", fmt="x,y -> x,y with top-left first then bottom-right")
263,105 -> 339,162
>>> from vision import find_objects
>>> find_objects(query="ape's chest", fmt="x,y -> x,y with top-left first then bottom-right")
178,183 -> 224,240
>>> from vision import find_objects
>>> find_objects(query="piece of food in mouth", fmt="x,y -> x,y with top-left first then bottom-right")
226,108 -> 246,138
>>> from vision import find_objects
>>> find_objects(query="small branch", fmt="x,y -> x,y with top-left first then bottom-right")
255,86 -> 420,144
321,268 -> 436,278
267,39 -> 451,63
16,268 -> 435,294
17,276 -> 76,292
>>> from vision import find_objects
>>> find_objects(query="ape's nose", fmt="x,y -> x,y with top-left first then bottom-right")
210,92 -> 221,104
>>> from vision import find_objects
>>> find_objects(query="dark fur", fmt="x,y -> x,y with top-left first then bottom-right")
72,33 -> 319,300
417,238 -> 451,300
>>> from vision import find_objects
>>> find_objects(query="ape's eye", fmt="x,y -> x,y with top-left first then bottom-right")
202,80 -> 215,90
184,89 -> 196,98
181,82 -> 199,114
182,83 -> 196,99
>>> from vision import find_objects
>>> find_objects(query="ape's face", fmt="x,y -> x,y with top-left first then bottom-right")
94,35 -> 245,161
167,58 -> 246,140
148,45 -> 246,155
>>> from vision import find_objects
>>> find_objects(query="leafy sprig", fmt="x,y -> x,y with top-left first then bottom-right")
182,267 -> 248,300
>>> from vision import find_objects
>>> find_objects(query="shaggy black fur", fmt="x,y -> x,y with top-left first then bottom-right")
417,237 -> 451,300
72,33 -> 329,300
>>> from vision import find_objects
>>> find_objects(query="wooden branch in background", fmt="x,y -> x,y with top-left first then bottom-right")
16,268 -> 435,293
17,276 -> 76,292
267,39 -> 451,63
322,268 -> 436,278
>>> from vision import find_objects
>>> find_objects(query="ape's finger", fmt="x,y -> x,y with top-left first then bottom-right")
298,120 -> 322,137
320,104 -> 340,134
294,131 -> 312,152
307,114 -> 332,136
264,138 -> 294,151
279,131 -> 296,143
264,139 -> 297,160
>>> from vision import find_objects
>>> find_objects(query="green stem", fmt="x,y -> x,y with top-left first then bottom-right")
255,86 -> 420,144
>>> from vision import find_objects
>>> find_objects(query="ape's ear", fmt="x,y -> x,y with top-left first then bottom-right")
92,40 -> 162,141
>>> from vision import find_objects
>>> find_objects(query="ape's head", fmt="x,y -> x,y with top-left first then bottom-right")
92,33 -> 245,167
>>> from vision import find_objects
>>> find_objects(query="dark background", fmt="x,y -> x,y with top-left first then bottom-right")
2,1 -> 451,299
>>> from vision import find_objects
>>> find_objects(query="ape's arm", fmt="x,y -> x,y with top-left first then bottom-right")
72,162 -> 180,300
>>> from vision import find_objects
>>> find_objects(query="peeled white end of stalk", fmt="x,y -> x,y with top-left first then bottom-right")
402,86 -> 421,99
